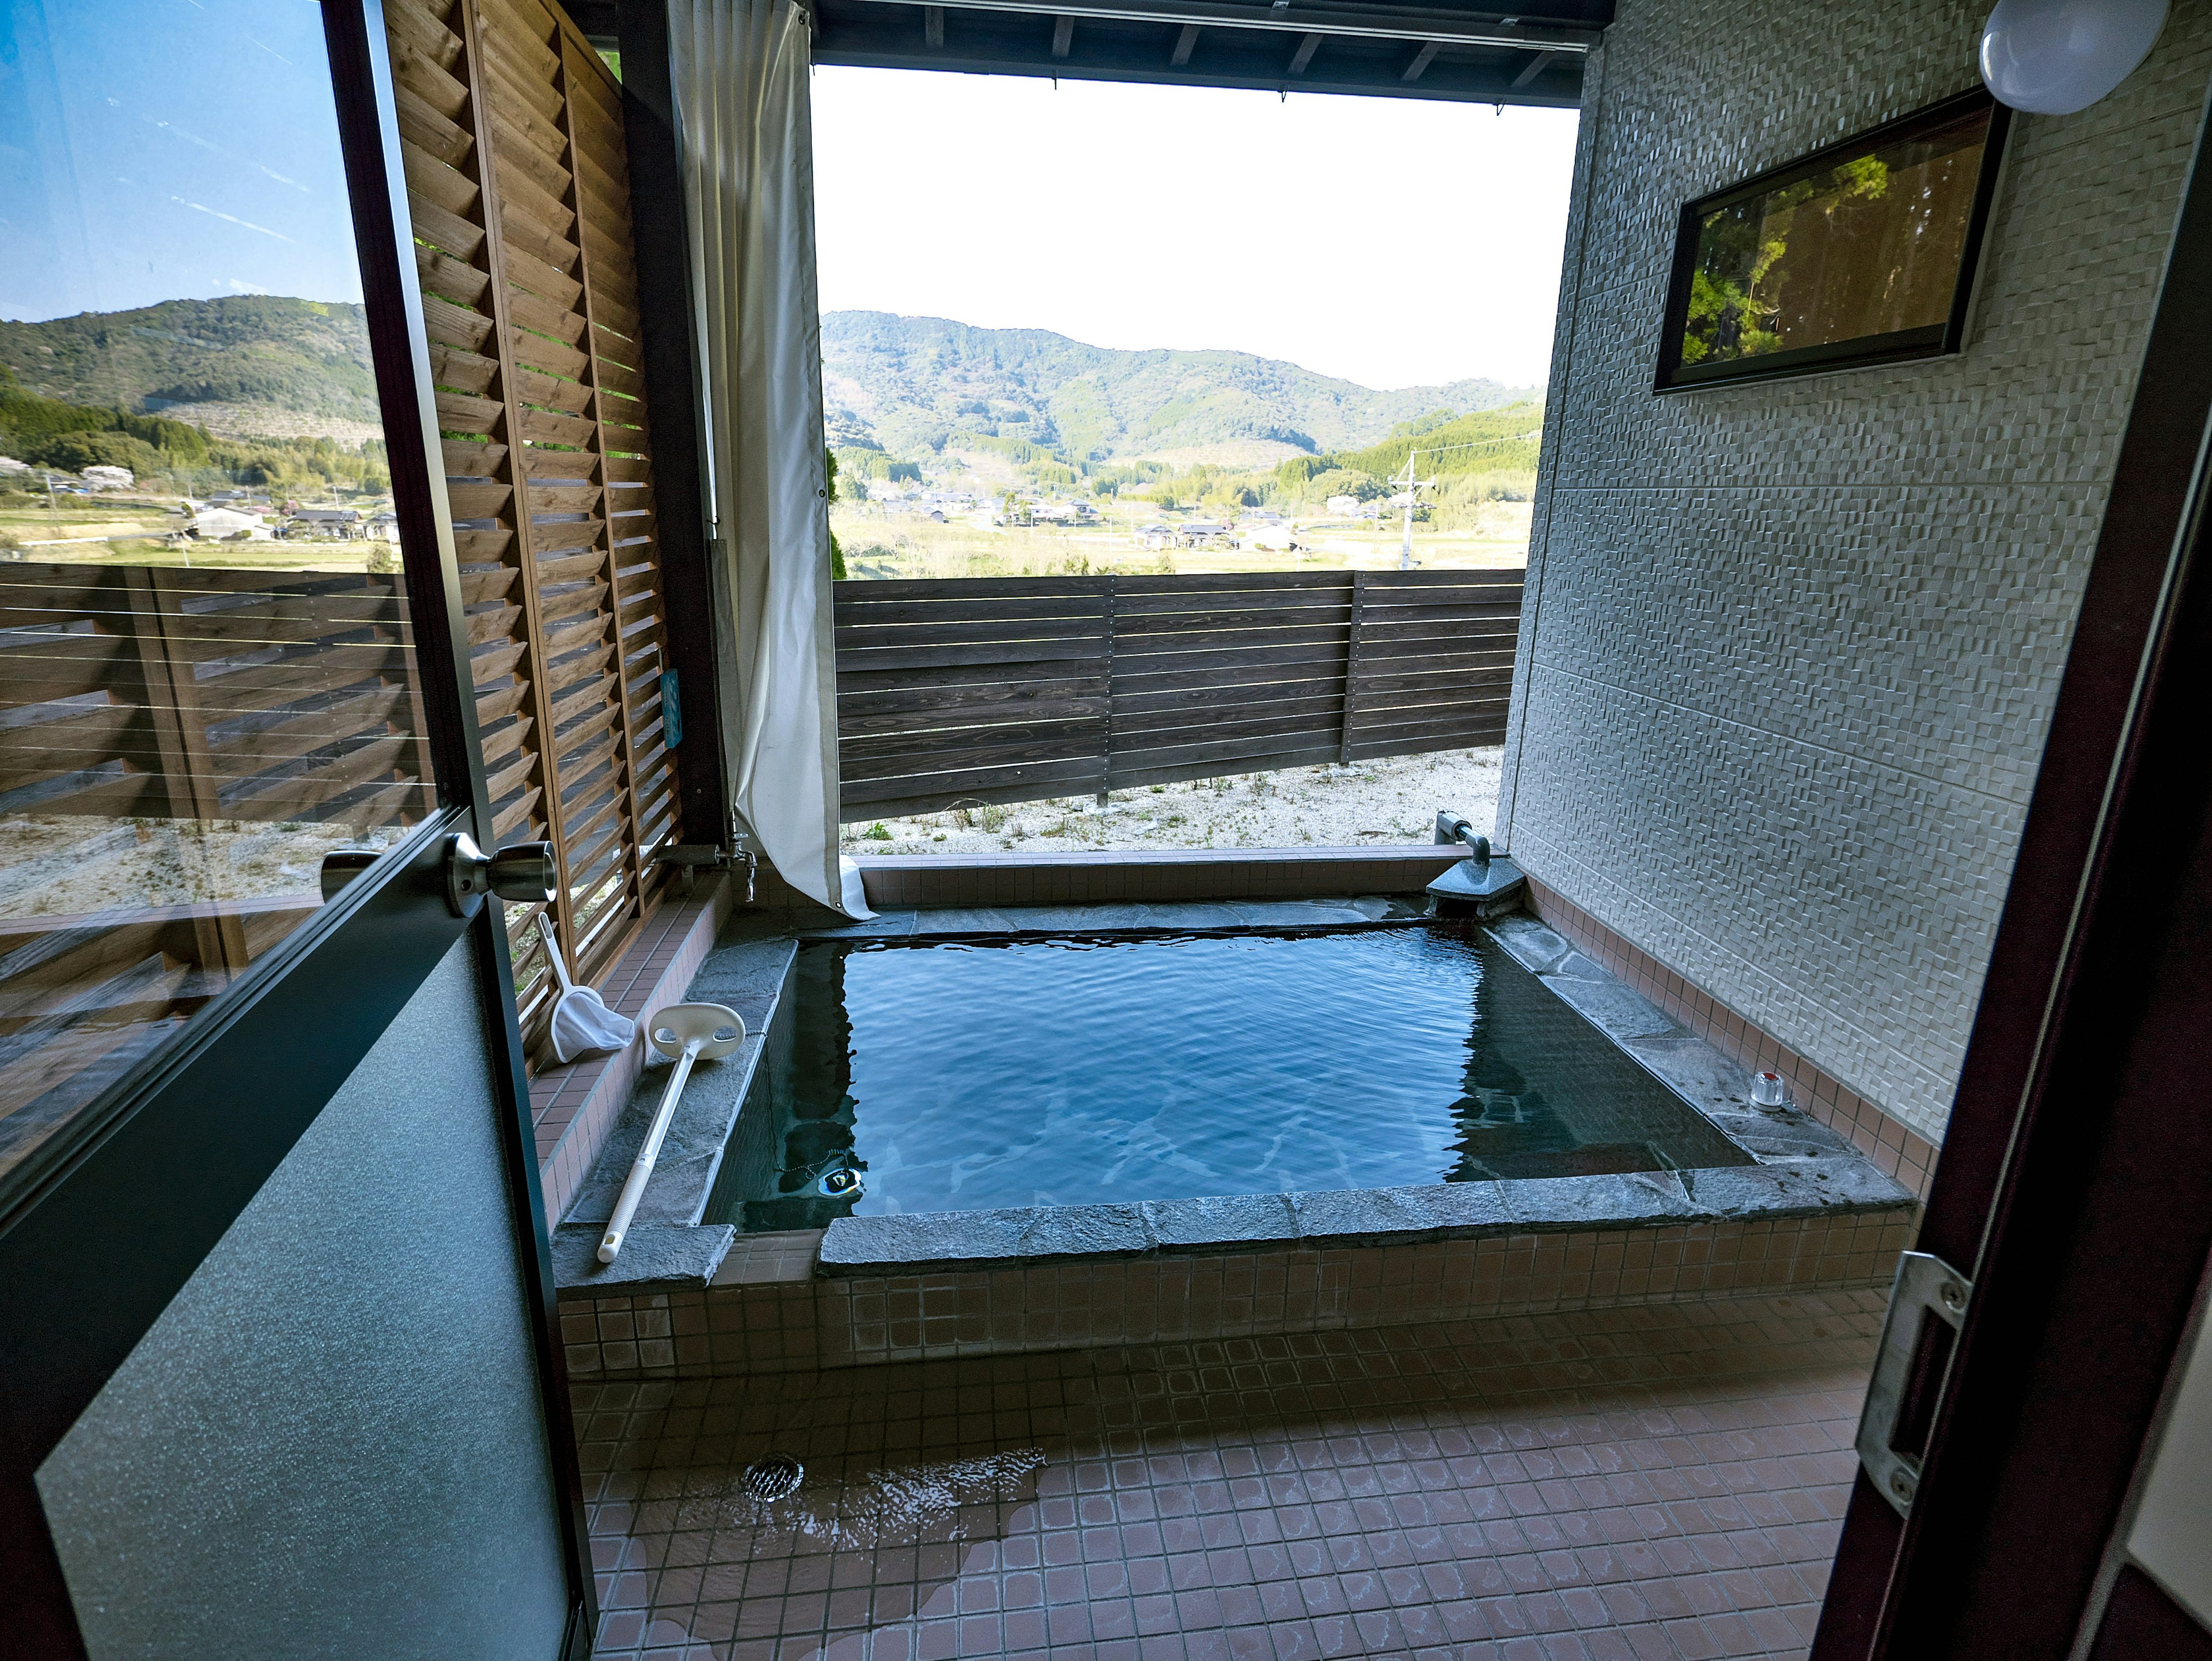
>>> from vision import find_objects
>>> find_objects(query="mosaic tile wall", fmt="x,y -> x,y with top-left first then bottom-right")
559,1212 -> 1916,1380
1494,0 -> 2212,1145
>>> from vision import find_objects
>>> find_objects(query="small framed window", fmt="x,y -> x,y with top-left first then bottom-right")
1654,89 -> 2011,393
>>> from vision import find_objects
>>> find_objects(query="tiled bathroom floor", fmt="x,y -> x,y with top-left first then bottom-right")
575,1291 -> 1883,1661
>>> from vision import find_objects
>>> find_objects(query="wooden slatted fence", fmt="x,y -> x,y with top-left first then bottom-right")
835,567 -> 1522,821
0,561 -> 435,1167
390,0 -> 680,1046
0,563 -> 432,830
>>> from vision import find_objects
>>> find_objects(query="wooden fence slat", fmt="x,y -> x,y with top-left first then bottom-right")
1112,693 -> 1347,741
1105,571 -> 1349,597
832,618 -> 1112,651
840,756 -> 1106,810
840,725 -> 1111,782
1108,675 -> 1346,717
838,676 -> 1106,717
1111,622 -> 1353,659
838,699 -> 1111,739
833,595 -> 1113,627
836,640 -> 1111,676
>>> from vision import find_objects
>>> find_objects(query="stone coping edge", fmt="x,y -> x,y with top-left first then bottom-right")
548,1156 -> 1914,1299
812,1156 -> 1914,1279
851,846 -> 1468,872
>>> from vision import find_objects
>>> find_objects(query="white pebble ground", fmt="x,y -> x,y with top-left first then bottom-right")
840,746 -> 1504,857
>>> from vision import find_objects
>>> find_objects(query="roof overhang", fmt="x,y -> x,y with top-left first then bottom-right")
806,0 -> 1607,105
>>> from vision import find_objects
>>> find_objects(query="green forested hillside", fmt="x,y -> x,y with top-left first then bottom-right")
0,296 -> 379,425
0,362 -> 390,497
823,311 -> 1535,464
1279,404 -> 1546,489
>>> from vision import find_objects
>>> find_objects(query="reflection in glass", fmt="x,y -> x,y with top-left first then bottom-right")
1675,105 -> 1993,374
0,1 -> 433,1183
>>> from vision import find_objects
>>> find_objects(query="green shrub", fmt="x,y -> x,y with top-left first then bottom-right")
22,428 -> 165,475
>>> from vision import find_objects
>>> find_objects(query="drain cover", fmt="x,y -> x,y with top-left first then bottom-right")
744,1452 -> 804,1502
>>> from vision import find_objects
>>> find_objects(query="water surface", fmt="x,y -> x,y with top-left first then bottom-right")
713,926 -> 1749,1229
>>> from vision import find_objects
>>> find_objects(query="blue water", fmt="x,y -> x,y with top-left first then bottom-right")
715,926 -> 1749,1229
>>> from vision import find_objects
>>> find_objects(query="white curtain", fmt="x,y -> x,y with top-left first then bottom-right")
666,0 -> 866,915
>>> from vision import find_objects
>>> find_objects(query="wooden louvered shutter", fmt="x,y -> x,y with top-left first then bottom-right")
387,0 -> 681,1050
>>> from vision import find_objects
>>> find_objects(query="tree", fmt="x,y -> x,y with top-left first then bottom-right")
23,429 -> 162,476
1302,467 -> 1387,503
825,445 -> 846,580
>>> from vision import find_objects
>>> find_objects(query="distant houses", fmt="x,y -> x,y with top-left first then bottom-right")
187,506 -> 270,542
283,507 -> 365,540
1240,520 -> 1303,553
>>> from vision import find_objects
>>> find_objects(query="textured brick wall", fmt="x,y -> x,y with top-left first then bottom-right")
1497,0 -> 2212,1144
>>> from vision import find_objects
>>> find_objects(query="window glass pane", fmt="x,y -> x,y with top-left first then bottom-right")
1677,107 -> 1991,370
0,0 -> 437,1186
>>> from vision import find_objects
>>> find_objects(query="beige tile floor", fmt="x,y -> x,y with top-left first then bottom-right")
575,1291 -> 1883,1661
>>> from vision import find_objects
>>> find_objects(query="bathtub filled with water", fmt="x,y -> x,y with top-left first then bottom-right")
706,925 -> 1753,1233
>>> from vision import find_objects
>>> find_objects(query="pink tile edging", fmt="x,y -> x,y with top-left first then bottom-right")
531,875 -> 735,1229
1524,877 -> 1942,1200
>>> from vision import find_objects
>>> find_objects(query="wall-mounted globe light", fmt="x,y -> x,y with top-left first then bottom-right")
1981,0 -> 2168,113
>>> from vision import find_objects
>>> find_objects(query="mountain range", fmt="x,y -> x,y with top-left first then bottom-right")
0,296 -> 381,429
0,296 -> 1538,467
821,312 -> 1537,464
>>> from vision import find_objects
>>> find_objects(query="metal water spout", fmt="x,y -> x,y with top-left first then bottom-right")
1434,810 -> 1490,864
1428,808 -> 1525,918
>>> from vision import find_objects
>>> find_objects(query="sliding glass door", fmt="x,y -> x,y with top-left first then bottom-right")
0,2 -> 591,1653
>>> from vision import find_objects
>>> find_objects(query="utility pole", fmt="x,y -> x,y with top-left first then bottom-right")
1393,449 -> 1434,571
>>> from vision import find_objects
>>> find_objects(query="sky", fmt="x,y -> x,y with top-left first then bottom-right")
0,6 -> 1581,395
811,67 -> 1580,393
0,0 -> 365,322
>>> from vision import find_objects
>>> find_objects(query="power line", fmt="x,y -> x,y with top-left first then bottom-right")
1377,433 -> 1541,457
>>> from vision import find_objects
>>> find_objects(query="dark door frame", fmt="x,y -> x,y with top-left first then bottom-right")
1812,80 -> 2212,1661
0,5 -> 594,1655
607,0 -> 732,852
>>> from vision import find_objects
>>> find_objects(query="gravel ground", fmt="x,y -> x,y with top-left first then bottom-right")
840,746 -> 1503,856
0,816 -> 406,920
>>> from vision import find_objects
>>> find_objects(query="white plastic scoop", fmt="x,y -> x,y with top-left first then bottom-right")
596,1002 -> 747,1263
537,911 -> 635,1063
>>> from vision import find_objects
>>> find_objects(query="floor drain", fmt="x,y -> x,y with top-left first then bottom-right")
744,1452 -> 804,1502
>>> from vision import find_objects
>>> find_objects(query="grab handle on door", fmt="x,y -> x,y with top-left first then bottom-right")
1856,1249 -> 1973,1516
319,849 -> 380,902
445,833 -> 556,917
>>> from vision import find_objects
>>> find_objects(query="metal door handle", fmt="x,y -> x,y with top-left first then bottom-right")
319,849 -> 380,901
1856,1249 -> 1973,1515
445,833 -> 556,917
